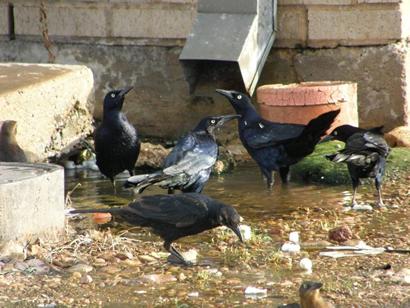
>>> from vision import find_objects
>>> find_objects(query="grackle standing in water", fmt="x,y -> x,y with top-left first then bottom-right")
125,115 -> 240,194
0,120 -> 27,162
94,87 -> 140,187
322,125 -> 390,207
70,193 -> 243,265
216,89 -> 340,188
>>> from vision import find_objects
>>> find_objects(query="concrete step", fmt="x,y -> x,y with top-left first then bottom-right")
0,162 -> 64,245
0,63 -> 94,161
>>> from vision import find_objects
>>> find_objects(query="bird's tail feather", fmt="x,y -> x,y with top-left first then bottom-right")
70,208 -> 122,215
286,110 -> 340,156
302,109 -> 340,140
124,171 -> 173,193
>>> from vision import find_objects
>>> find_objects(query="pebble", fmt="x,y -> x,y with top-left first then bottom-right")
101,265 -> 121,274
67,264 -> 93,273
72,272 -> 82,279
80,274 -> 93,284
141,274 -> 177,284
188,291 -> 199,297
178,273 -> 187,281
123,259 -> 141,267
93,258 -> 107,267
139,255 -> 157,263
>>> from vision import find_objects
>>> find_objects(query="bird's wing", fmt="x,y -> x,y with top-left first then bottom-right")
163,133 -> 197,167
345,132 -> 389,156
242,120 -> 306,149
163,134 -> 217,176
128,194 -> 209,227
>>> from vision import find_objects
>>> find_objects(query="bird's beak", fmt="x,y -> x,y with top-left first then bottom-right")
230,225 -> 243,243
309,282 -> 323,290
216,89 -> 234,100
119,87 -> 134,97
319,135 -> 334,143
216,114 -> 241,127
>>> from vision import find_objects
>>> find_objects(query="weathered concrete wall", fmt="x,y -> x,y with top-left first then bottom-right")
0,63 -> 94,160
0,0 -> 408,139
0,41 -> 235,139
0,163 -> 64,244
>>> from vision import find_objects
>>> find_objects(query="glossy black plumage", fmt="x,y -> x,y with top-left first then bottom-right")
324,125 -> 390,207
0,120 -> 27,162
216,89 -> 340,187
94,87 -> 140,186
70,193 -> 243,265
125,115 -> 239,194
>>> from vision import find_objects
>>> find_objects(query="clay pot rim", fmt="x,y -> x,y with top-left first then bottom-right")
258,81 -> 357,90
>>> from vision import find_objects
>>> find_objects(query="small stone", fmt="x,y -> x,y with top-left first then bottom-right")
93,258 -> 107,267
178,272 -> 187,281
14,261 -> 29,271
67,264 -> 93,273
101,265 -> 121,274
123,259 -> 141,267
116,252 -> 133,260
80,274 -> 93,284
141,274 -> 177,284
72,272 -> 82,279
225,278 -> 241,286
188,291 -> 199,297
139,255 -> 157,263
329,225 -> 353,243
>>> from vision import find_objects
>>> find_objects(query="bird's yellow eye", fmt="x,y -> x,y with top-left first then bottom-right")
237,95 -> 242,100
211,119 -> 216,124
111,93 -> 116,98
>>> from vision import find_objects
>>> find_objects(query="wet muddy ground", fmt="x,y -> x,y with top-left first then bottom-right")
0,163 -> 409,307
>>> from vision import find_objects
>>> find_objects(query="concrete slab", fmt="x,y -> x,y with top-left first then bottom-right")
0,162 -> 64,243
0,63 -> 94,161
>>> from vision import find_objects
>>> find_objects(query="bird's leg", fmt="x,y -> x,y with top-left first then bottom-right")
351,178 -> 359,207
375,178 -> 385,208
279,166 -> 290,184
110,178 -> 117,194
164,242 -> 192,266
168,188 -> 175,195
261,169 -> 273,189
128,169 -> 134,176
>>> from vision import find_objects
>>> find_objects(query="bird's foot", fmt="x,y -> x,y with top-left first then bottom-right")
375,200 -> 386,209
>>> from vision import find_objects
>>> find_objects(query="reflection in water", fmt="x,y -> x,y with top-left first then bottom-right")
66,162 -> 351,221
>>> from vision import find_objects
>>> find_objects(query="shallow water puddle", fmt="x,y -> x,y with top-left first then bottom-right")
1,163 -> 408,306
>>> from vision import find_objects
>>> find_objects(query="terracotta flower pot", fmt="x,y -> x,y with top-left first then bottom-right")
256,81 -> 358,131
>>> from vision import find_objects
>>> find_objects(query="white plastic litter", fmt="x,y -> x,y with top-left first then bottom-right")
244,286 -> 267,298
343,204 -> 373,212
299,257 -> 313,274
281,231 -> 301,253
320,241 -> 386,258
239,224 -> 252,241
188,292 -> 199,297
289,231 -> 299,244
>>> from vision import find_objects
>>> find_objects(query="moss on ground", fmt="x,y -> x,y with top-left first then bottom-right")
291,141 -> 410,185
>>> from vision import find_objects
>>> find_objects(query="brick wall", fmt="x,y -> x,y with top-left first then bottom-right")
276,0 -> 409,48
